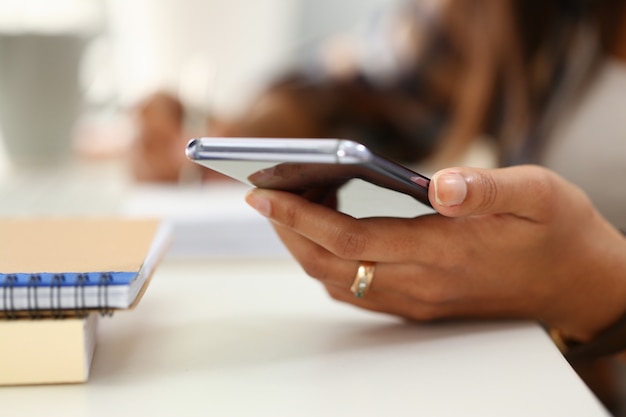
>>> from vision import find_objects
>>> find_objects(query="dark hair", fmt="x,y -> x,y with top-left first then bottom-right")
439,0 -> 626,165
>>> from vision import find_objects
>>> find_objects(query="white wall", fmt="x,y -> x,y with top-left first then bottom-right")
104,0 -> 298,116
103,0 -> 398,114
294,0 -> 397,51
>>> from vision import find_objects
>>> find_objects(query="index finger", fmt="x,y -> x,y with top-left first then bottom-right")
245,188 -> 468,264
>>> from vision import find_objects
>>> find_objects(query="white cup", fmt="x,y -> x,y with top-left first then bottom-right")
0,33 -> 85,165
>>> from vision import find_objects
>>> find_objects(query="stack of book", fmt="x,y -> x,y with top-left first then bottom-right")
0,218 -> 170,385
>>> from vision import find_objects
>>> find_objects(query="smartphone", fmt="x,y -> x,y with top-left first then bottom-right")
185,137 -> 432,208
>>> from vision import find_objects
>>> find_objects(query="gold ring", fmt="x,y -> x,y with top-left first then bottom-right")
350,261 -> 376,298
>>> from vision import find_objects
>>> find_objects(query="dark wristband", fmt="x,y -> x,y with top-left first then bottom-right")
551,310 -> 626,363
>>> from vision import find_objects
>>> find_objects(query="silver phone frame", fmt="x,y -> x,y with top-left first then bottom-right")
186,138 -> 371,164
186,137 -> 431,207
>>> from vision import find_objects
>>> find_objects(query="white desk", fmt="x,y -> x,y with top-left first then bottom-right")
0,258 -> 609,416
0,162 -> 611,416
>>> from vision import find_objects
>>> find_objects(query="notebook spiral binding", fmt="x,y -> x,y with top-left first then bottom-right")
27,274 -> 42,319
74,273 -> 89,318
2,274 -> 17,320
98,273 -> 114,317
2,273 -> 115,319
51,274 -> 65,319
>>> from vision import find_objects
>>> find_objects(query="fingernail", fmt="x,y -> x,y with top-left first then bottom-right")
245,190 -> 271,217
432,172 -> 467,207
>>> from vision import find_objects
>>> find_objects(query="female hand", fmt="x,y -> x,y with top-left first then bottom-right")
245,165 -> 626,343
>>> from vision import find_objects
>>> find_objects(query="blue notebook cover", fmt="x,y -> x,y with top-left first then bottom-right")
0,272 -> 137,287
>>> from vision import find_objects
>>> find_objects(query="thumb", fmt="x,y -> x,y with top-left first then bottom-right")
429,165 -> 556,220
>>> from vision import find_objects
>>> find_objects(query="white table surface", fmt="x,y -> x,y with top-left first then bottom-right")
0,258 -> 609,417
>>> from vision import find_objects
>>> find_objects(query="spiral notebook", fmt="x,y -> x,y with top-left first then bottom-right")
0,218 -> 170,317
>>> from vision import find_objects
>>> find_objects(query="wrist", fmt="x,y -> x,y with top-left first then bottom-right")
550,229 -> 626,362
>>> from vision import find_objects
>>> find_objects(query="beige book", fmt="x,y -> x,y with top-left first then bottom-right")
0,313 -> 98,385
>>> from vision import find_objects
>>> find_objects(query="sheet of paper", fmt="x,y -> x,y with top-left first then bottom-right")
120,183 -> 289,259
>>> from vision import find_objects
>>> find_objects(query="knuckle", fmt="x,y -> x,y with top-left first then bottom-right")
283,204 -> 299,229
332,227 -> 368,259
475,172 -> 498,211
